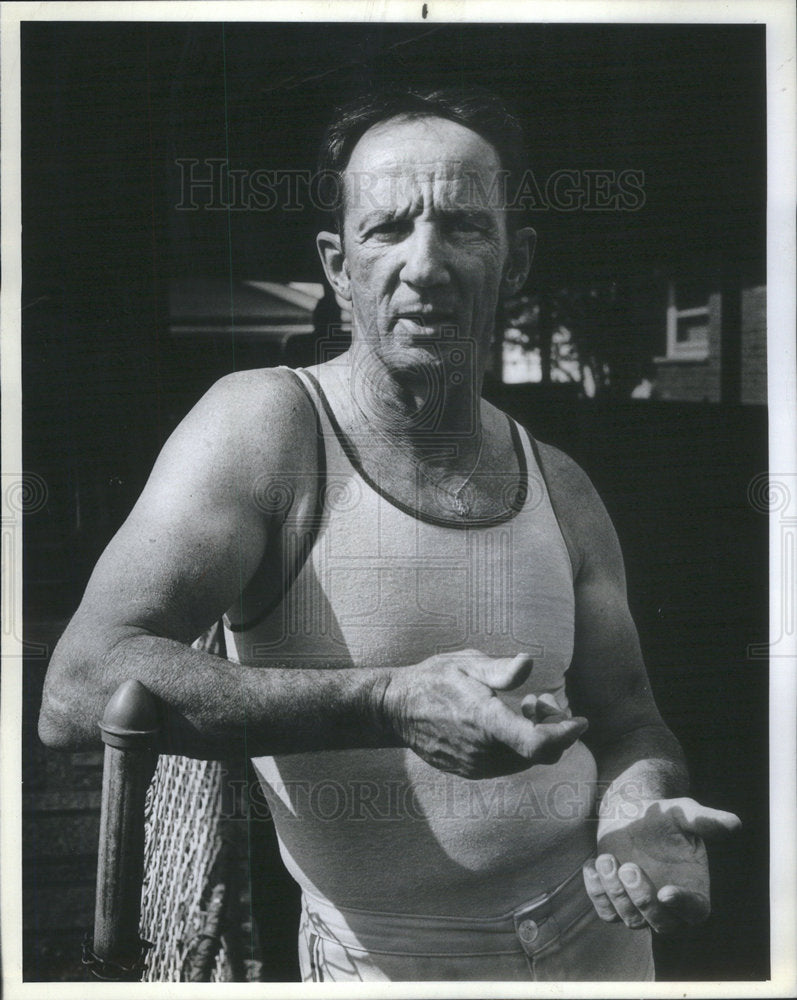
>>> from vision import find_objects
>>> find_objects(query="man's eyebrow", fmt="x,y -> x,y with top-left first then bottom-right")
447,206 -> 494,217
358,210 -> 394,225
354,205 -> 497,234
435,206 -> 496,224
356,208 -> 406,232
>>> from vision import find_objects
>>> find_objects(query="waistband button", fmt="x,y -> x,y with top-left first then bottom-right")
518,918 -> 539,944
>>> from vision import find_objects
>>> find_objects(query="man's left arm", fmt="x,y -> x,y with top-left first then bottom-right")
539,444 -> 740,934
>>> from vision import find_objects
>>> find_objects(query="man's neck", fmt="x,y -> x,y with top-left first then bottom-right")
343,344 -> 484,451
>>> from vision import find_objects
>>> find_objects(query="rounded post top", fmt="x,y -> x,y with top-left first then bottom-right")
99,680 -> 161,749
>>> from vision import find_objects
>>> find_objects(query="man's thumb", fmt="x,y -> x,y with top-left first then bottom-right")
677,802 -> 742,838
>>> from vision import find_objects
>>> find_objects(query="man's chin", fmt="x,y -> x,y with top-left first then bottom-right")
353,328 -> 479,386
381,341 -> 446,377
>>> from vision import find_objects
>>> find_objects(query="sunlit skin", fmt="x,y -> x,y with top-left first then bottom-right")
317,115 -> 534,440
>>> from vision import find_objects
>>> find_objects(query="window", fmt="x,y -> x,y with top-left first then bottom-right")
663,278 -> 710,361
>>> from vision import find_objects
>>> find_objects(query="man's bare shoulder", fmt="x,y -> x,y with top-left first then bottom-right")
534,439 -> 623,581
169,366 -> 317,469
68,367 -> 320,642
190,366 -> 313,434
535,441 -> 596,503
135,365 -> 321,528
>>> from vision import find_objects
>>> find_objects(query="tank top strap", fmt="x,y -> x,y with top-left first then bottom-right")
288,367 -> 344,452
277,365 -> 329,488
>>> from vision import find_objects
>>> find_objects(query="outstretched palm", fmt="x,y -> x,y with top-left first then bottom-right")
584,797 -> 740,934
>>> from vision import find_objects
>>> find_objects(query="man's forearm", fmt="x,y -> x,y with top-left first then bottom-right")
41,624 -> 588,778
39,627 -> 393,758
592,724 -> 689,821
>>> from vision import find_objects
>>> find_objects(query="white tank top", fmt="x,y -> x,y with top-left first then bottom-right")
224,368 -> 597,916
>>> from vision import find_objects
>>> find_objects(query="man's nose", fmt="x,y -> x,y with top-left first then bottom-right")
399,223 -> 451,288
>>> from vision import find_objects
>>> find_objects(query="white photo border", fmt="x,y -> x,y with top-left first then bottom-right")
2,2 -> 794,998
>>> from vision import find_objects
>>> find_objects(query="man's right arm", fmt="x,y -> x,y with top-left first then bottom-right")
39,370 -> 585,773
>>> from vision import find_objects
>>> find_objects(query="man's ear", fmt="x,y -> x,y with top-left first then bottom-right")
316,231 -> 352,304
503,226 -> 536,294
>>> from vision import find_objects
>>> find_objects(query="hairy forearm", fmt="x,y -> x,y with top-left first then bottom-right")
41,621 -> 585,778
39,627 -> 393,758
592,724 -> 689,821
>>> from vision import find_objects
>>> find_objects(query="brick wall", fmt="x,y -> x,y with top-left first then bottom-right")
653,285 -> 766,404
654,291 -> 722,403
741,285 -> 767,405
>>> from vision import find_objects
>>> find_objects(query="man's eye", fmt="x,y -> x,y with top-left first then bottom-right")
368,221 -> 410,239
447,217 -> 486,233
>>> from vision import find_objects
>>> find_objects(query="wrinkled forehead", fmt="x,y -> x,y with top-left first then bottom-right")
342,115 -> 506,217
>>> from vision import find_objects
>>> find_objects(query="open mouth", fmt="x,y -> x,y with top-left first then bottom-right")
393,313 -> 459,337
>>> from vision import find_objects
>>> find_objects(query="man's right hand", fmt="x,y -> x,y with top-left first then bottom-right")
376,650 -> 588,779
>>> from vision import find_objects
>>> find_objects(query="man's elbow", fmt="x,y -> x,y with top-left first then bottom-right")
38,687 -> 99,751
38,707 -> 80,750
38,639 -> 103,751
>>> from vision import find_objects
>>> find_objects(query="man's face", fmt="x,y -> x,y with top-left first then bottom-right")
323,115 -> 522,384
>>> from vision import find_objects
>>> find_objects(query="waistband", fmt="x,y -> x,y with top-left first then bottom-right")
301,859 -> 593,957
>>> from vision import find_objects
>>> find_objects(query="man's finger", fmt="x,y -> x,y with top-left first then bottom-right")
463,653 -> 533,691
482,699 -> 587,765
618,863 -> 682,935
515,712 -> 588,764
527,718 -> 589,764
521,693 -> 568,723
658,884 -> 711,925
593,854 -> 647,928
583,861 -> 621,922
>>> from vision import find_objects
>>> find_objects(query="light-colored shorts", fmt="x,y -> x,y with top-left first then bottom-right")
297,863 -> 655,982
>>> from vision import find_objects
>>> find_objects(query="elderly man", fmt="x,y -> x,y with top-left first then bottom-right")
39,88 -> 738,981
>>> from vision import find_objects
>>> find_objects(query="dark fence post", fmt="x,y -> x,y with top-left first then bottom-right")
85,680 -> 160,980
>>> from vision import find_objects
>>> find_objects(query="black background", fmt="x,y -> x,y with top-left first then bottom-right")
22,21 -> 768,982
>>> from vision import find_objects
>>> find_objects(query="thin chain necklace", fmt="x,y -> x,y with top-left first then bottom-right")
348,385 -> 485,518
413,431 -> 484,517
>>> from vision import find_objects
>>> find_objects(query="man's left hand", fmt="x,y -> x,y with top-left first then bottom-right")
583,797 -> 741,934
